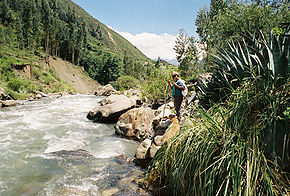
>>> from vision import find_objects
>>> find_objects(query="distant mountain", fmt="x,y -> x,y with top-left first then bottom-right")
154,58 -> 179,66
164,58 -> 179,66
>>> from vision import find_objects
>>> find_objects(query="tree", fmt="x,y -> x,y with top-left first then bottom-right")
0,0 -> 13,26
41,0 -> 53,61
0,25 -> 5,46
97,53 -> 122,85
174,29 -> 198,78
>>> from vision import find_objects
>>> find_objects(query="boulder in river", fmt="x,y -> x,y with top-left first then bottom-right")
135,117 -> 181,161
115,107 -> 155,141
87,94 -> 135,123
50,149 -> 95,161
136,139 -> 152,159
1,100 -> 17,107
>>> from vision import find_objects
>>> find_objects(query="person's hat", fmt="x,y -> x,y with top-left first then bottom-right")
172,71 -> 179,76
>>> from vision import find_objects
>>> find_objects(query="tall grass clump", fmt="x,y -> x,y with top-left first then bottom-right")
145,29 -> 289,195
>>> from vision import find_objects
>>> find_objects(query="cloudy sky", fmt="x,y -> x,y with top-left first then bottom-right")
72,0 -> 210,60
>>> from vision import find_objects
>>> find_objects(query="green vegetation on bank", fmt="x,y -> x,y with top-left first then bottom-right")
146,29 -> 289,195
0,47 -> 75,99
146,0 -> 289,195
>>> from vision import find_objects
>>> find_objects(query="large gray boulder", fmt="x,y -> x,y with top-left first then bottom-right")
115,107 -> 155,141
87,95 -> 135,123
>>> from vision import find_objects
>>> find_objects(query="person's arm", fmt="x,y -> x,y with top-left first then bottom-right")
166,79 -> 172,88
173,82 -> 185,90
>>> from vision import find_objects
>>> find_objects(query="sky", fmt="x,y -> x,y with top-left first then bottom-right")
71,0 -> 211,60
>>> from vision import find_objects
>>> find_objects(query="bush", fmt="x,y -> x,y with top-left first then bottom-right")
198,30 -> 290,109
141,66 -> 176,105
32,67 -> 42,79
7,78 -> 23,92
116,75 -> 140,91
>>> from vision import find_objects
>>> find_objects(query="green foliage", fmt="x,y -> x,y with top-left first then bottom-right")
141,66 -> 176,104
0,50 -> 75,99
0,0 -> 149,86
32,67 -> 42,79
116,75 -> 140,91
84,52 -> 123,85
195,1 -> 289,66
7,78 -> 24,92
198,29 -> 290,109
174,29 -> 200,79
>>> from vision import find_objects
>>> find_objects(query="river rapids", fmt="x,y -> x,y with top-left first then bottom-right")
0,95 -> 147,195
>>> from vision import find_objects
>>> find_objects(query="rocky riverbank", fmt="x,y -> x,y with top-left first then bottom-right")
86,82 -> 201,195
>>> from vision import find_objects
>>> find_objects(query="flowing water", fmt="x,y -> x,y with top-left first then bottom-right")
0,95 -> 147,196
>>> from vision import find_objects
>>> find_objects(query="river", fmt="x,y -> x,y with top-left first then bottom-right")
0,95 -> 147,195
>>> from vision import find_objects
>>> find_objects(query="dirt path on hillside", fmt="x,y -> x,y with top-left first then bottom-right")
46,57 -> 100,94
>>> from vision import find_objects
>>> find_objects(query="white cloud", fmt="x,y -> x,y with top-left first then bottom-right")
116,31 -> 177,60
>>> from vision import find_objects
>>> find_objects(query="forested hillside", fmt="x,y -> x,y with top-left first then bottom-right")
0,0 -> 152,87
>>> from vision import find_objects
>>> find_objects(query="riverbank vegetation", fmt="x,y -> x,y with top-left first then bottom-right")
145,0 -> 289,195
0,46 -> 75,99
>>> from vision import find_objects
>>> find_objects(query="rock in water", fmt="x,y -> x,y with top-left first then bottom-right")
87,95 -> 135,123
1,100 -> 17,107
115,107 -> 155,141
50,149 -> 94,161
136,139 -> 152,159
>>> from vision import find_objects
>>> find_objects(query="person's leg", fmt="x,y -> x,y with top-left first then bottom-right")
174,96 -> 183,117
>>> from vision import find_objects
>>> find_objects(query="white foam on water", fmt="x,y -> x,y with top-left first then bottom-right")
0,95 -> 143,195
95,151 -> 120,159
45,130 -> 87,153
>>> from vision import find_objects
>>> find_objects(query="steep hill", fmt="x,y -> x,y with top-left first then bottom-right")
58,0 -> 148,60
47,56 -> 100,94
0,48 -> 100,99
0,0 -> 153,88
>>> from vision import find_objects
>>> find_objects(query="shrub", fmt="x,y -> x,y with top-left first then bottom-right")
141,66 -> 176,105
146,80 -> 289,195
198,29 -> 290,109
7,78 -> 23,92
32,67 -> 42,79
116,75 -> 140,91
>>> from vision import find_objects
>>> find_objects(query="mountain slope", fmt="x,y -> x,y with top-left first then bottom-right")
58,0 -> 148,60
48,56 -> 100,94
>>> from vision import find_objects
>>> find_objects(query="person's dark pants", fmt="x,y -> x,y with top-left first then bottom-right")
174,96 -> 183,117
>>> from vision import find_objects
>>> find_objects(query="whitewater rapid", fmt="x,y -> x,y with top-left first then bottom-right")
0,95 -> 141,195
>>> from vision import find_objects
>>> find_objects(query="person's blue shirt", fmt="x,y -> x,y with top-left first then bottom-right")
172,79 -> 185,97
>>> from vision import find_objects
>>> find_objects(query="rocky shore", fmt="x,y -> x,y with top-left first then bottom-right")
86,82 -> 200,195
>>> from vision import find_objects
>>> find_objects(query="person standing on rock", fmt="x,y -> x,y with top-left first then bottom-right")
166,71 -> 185,120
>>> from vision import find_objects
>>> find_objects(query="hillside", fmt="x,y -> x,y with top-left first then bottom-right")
47,56 -> 100,94
58,0 -> 148,60
0,47 -> 100,99
0,0 -> 153,89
